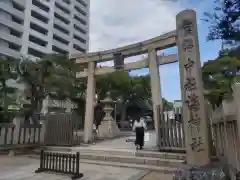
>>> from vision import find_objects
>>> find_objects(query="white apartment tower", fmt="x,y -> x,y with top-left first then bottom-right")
0,0 -> 90,59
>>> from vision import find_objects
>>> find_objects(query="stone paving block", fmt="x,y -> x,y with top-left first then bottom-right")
106,156 -> 145,164
144,159 -> 158,166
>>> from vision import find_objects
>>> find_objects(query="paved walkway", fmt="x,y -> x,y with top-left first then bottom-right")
140,172 -> 173,180
0,156 -> 144,180
0,131 -> 174,180
77,131 -> 157,151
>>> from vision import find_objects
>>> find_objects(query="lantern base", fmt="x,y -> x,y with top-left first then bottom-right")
98,120 -> 120,138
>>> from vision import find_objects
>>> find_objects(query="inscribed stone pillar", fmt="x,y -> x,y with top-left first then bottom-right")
176,9 -> 210,166
83,61 -> 96,143
148,48 -> 163,147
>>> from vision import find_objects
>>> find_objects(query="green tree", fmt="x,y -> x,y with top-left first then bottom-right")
0,57 -> 19,123
17,54 -> 74,124
95,71 -> 173,120
202,54 -> 240,108
163,99 -> 174,111
204,0 -> 240,45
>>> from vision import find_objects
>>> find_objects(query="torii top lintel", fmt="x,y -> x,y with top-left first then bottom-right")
72,30 -> 177,63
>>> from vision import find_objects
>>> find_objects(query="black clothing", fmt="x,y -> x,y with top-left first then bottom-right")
135,127 -> 144,148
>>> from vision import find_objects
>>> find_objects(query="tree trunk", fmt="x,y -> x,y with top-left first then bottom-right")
120,105 -> 127,122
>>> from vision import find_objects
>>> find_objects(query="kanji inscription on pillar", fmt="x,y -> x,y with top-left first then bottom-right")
176,10 -> 210,166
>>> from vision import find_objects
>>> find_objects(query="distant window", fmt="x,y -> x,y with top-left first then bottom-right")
74,24 -> 86,34
30,22 -> 48,35
12,1 -> 25,12
31,10 -> 49,24
53,34 -> 69,45
11,16 -> 23,25
10,29 -> 22,38
29,35 -> 47,47
52,45 -> 68,55
54,12 -> 70,25
28,48 -> 45,58
55,2 -> 70,14
32,0 -> 49,12
73,44 -> 86,53
74,6 -> 86,16
74,15 -> 86,25
76,0 -> 87,7
73,34 -> 86,44
9,43 -> 21,51
54,24 -> 69,35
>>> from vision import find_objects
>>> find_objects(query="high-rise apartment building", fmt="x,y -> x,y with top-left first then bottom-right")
0,0 -> 90,59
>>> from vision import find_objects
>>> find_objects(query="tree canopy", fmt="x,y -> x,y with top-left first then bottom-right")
202,49 -> 240,107
204,0 -> 240,45
0,54 -> 174,123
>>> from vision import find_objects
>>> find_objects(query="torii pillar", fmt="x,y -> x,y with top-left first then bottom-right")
148,47 -> 163,147
83,61 -> 96,143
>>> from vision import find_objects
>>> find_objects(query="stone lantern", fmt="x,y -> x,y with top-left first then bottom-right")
98,92 -> 120,138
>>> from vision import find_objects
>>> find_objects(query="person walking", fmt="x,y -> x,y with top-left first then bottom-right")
92,123 -> 97,144
132,117 -> 147,150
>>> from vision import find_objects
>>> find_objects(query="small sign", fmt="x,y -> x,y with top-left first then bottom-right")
114,52 -> 124,70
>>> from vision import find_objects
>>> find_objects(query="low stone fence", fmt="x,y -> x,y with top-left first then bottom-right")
210,83 -> 240,180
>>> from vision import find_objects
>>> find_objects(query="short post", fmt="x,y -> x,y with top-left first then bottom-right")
39,119 -> 47,144
12,116 -> 24,144
35,149 -> 44,173
71,152 -> 83,180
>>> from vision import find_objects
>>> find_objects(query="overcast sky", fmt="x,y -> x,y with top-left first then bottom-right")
88,0 -> 222,101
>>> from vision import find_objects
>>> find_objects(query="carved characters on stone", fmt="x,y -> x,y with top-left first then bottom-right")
182,38 -> 194,52
181,18 -> 205,152
190,136 -> 204,152
182,19 -> 193,36
185,93 -> 200,112
184,77 -> 197,91
188,111 -> 201,134
184,58 -> 194,71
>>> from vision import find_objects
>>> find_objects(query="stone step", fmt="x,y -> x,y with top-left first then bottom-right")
79,159 -> 178,173
27,153 -> 179,173
39,146 -> 186,160
79,152 -> 184,167
70,147 -> 186,160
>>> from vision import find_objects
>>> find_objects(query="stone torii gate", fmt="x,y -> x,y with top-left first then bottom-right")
72,10 -> 210,166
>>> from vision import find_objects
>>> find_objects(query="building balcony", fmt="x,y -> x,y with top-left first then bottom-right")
31,16 -> 49,28
28,41 -> 49,55
54,8 -> 70,24
54,18 -> 70,31
73,39 -> 87,50
29,29 -> 48,42
53,29 -> 70,42
75,0 -> 88,8
0,31 -> 22,46
52,40 -> 69,52
73,19 -> 88,31
31,4 -> 50,19
0,16 -> 24,32
0,2 -> 24,20
55,1 -> 70,13
12,0 -> 26,7
0,46 -> 20,59
73,30 -> 88,41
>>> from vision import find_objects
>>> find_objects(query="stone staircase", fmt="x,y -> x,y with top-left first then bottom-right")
30,146 -> 186,173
